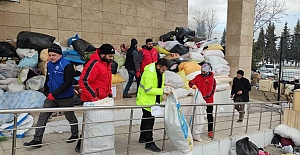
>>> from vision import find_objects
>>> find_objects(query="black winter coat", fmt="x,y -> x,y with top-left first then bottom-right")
231,77 -> 251,102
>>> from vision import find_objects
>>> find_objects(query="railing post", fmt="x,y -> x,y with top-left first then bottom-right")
127,109 -> 134,155
80,111 -> 86,154
279,103 -> 282,124
12,113 -> 17,155
230,105 -> 235,136
190,105 -> 196,135
212,105 -> 218,140
269,103 -> 274,129
258,104 -> 263,131
245,103 -> 250,133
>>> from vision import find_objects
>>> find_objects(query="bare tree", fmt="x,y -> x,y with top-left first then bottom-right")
193,9 -> 219,39
254,0 -> 288,33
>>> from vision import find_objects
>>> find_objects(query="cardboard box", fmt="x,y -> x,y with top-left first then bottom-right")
259,80 -> 272,92
283,108 -> 300,130
252,73 -> 261,80
111,83 -> 123,100
293,91 -> 300,111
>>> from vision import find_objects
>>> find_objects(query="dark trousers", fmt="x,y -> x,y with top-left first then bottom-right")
234,96 -> 245,120
123,70 -> 141,95
206,105 -> 213,132
139,108 -> 155,143
34,98 -> 79,141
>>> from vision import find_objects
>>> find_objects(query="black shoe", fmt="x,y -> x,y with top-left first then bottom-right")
237,119 -> 243,122
75,139 -> 81,152
67,135 -> 78,143
23,140 -> 42,148
145,143 -> 161,152
139,137 -> 146,143
123,95 -> 132,98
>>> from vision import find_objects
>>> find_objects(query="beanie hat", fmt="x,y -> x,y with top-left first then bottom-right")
201,63 -> 211,72
99,44 -> 115,54
48,43 -> 62,54
131,38 -> 138,46
237,70 -> 244,76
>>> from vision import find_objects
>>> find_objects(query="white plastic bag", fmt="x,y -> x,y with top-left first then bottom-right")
201,50 -> 225,58
212,64 -> 230,76
7,82 -> 25,93
165,40 -> 180,51
83,98 -> 115,155
26,75 -> 46,90
0,60 -> 19,78
205,56 -> 229,65
164,70 -> 184,88
185,71 -> 202,81
190,52 -> 205,63
173,88 -> 192,99
214,76 -> 233,85
16,48 -> 38,59
230,147 -> 237,155
216,83 -> 231,92
18,53 -> 38,68
186,89 -> 206,141
165,93 -> 193,155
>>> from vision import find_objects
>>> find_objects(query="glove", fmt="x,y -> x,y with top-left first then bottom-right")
136,71 -> 141,78
91,97 -> 99,102
163,86 -> 173,94
108,93 -> 113,98
47,93 -> 55,101
192,85 -> 197,89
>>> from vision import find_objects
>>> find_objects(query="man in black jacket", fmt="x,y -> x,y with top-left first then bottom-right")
230,70 -> 251,122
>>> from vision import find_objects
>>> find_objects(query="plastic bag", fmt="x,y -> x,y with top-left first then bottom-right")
186,89 -> 206,141
18,68 -> 41,83
0,60 -> 19,78
186,70 -> 202,81
72,39 -> 94,54
170,44 -> 189,56
164,70 -> 184,89
83,98 -> 115,155
236,137 -> 259,155
204,43 -> 224,50
159,31 -> 177,42
202,50 -> 225,58
16,48 -> 38,59
18,53 -> 38,68
214,76 -> 233,85
111,60 -> 118,74
16,31 -> 55,51
82,51 -> 95,62
0,42 -> 17,57
0,78 -> 19,85
25,75 -> 46,90
114,55 -> 125,68
154,46 -> 170,55
111,74 -> 125,84
68,34 -> 80,47
62,50 -> 85,64
165,41 -> 180,51
7,82 -> 25,93
178,62 -> 201,75
164,93 -> 193,155
205,56 -> 229,65
216,83 -> 231,92
175,27 -> 195,44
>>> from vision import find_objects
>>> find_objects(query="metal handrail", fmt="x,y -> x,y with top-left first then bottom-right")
0,101 -> 288,155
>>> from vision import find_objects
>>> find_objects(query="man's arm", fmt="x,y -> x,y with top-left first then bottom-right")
136,51 -> 143,71
80,61 -> 99,100
139,70 -> 163,95
242,78 -> 251,94
132,49 -> 140,71
52,64 -> 74,98
203,78 -> 216,99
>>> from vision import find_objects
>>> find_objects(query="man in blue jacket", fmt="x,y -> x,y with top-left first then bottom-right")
24,43 -> 79,147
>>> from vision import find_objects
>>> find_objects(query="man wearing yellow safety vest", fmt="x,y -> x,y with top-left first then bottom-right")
136,58 -> 172,152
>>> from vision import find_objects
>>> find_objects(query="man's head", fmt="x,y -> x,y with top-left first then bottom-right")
145,38 -> 153,50
131,38 -> 138,47
98,44 -> 115,63
48,43 -> 62,63
237,70 -> 244,79
201,63 -> 211,75
156,58 -> 169,75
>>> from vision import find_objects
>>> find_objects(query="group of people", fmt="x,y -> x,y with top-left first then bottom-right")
23,38 -> 252,153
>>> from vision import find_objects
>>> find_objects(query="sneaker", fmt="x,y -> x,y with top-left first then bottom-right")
208,131 -> 214,138
67,135 -> 78,143
123,94 -> 132,98
23,140 -> 42,148
237,119 -> 243,123
145,143 -> 161,152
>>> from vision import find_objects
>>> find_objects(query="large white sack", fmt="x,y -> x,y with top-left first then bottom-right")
216,83 -> 231,92
190,52 -> 205,63
7,82 -> 25,93
197,39 -> 218,49
212,64 -> 230,76
16,48 -> 38,59
173,88 -> 193,99
185,71 -> 202,81
83,98 -> 115,155
186,89 -> 206,142
165,40 -> 180,51
202,50 -> 224,58
214,76 -> 233,85
0,78 -> 19,85
122,81 -> 137,94
165,93 -> 193,155
26,75 -> 46,90
165,70 -> 184,89
274,124 -> 300,146
118,67 -> 129,81
205,56 -> 229,65
0,60 -> 19,78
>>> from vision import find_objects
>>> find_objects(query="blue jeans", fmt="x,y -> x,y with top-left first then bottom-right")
123,70 -> 141,96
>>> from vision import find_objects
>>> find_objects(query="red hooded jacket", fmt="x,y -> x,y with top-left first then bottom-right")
79,51 -> 112,102
189,72 -> 216,103
140,48 -> 158,72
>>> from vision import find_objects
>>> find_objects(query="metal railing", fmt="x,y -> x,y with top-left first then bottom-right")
0,101 -> 289,155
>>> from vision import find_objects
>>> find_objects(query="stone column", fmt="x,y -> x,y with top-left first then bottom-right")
226,0 -> 255,79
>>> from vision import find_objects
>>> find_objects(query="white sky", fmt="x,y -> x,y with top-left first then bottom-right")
188,0 -> 300,40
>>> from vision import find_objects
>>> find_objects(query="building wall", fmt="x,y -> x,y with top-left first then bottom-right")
0,0 -> 188,47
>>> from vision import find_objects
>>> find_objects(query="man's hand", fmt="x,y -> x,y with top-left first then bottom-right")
136,71 -> 141,78
91,97 -> 99,102
47,93 -> 55,101
230,95 -> 233,98
164,86 -> 173,94
237,90 -> 243,95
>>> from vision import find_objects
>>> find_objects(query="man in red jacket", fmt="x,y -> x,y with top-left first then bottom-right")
75,44 -> 115,152
189,63 -> 216,138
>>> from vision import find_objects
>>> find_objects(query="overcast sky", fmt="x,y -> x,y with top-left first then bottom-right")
188,0 -> 300,40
